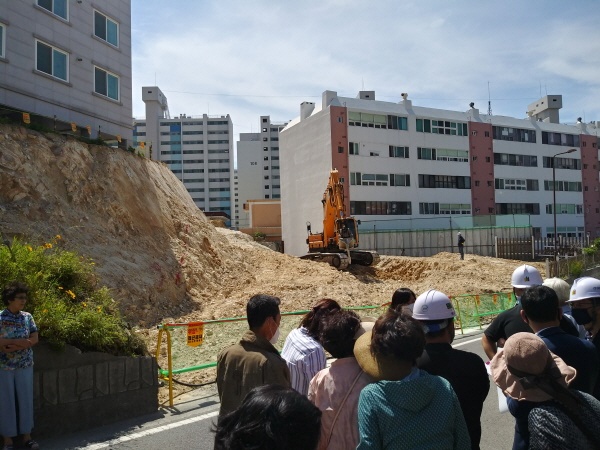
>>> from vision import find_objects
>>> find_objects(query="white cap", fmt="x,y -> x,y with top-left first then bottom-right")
412,289 -> 456,321
511,264 -> 543,288
568,277 -> 600,302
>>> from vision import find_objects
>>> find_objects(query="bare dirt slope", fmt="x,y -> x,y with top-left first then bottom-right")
0,124 -> 544,329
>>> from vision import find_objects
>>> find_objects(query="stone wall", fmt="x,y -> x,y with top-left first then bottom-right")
33,342 -> 158,438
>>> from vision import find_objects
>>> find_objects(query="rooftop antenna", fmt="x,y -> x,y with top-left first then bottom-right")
487,81 -> 492,116
362,78 -> 364,90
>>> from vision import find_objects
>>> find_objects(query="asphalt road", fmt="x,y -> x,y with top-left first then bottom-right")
42,329 -> 515,450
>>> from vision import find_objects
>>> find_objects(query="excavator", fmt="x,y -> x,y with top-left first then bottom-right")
300,169 -> 380,270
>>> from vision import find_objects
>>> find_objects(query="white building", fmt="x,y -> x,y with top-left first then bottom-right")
234,116 -> 287,229
0,0 -> 132,145
280,90 -> 600,257
134,86 -> 233,218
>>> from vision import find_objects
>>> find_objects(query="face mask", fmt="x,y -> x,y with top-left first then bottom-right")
269,323 -> 281,345
571,308 -> 594,325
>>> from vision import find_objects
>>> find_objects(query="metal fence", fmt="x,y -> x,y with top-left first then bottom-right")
156,293 -> 513,406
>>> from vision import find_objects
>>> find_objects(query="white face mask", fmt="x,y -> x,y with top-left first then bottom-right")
269,324 -> 280,345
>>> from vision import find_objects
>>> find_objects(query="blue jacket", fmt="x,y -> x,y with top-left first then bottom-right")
537,326 -> 599,395
358,369 -> 471,449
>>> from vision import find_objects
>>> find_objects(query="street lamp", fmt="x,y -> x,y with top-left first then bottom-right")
552,148 -> 577,276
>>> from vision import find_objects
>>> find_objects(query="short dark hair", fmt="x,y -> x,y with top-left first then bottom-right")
521,285 -> 560,323
213,385 -> 322,450
247,295 -> 281,329
2,282 -> 29,306
371,309 -> 425,363
390,288 -> 416,311
300,298 -> 341,338
318,310 -> 361,358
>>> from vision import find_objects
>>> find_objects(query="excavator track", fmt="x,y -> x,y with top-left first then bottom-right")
349,250 -> 381,266
300,252 -> 350,270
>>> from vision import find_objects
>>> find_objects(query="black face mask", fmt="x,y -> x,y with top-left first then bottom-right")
571,308 -> 593,325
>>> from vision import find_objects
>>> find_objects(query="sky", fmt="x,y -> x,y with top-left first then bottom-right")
131,0 -> 600,143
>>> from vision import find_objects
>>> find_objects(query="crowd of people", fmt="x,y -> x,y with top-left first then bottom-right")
214,266 -> 600,449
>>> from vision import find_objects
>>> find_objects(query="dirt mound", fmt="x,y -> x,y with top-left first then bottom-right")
0,124 -> 546,330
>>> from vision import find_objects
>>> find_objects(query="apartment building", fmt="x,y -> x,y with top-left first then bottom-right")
280,90 -> 600,256
134,86 -> 233,218
234,116 -> 287,229
0,0 -> 132,144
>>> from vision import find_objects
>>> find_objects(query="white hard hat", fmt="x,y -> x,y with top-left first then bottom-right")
511,264 -> 543,288
412,289 -> 456,321
568,277 -> 600,302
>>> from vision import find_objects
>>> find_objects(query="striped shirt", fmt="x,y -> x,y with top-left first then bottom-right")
281,327 -> 326,396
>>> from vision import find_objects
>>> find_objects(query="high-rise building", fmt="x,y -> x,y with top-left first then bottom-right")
134,86 -> 233,219
0,1 -> 132,145
280,90 -> 600,256
235,116 -> 287,229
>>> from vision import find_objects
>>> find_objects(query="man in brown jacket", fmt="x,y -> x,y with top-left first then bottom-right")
216,294 -> 291,417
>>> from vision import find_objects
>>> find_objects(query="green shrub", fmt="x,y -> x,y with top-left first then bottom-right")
253,231 -> 266,241
583,237 -> 600,255
0,236 -> 146,356
568,260 -> 584,278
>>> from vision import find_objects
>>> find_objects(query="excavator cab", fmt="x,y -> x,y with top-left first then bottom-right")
336,218 -> 358,250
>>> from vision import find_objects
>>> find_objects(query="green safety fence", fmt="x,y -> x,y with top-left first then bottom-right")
155,292 -> 514,393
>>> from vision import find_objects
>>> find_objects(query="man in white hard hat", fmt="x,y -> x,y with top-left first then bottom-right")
568,276 -> 600,399
481,264 -> 543,359
414,289 -> 489,450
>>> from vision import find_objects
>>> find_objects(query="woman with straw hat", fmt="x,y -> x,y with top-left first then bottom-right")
491,332 -> 600,450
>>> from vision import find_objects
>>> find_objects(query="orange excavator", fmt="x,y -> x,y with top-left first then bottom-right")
301,169 -> 380,270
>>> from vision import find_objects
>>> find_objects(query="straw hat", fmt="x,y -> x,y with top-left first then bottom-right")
353,330 -> 411,381
490,332 -> 576,402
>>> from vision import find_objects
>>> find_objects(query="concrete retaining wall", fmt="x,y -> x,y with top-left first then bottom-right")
33,342 -> 158,438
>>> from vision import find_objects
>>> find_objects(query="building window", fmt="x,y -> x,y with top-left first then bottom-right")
389,146 -> 409,158
418,174 -> 471,189
38,0 -> 67,20
338,146 -> 344,153
416,118 -> 467,136
495,178 -> 539,191
350,172 -> 388,186
36,40 -> 68,81
94,10 -> 119,46
351,201 -> 411,215
419,203 -> 471,215
542,157 -> 581,170
94,67 -> 119,100
493,152 -> 537,167
543,180 -> 582,192
484,131 -> 490,137
495,203 -> 540,215
0,23 -> 4,59
390,174 -> 410,186
545,204 -> 583,215
541,131 -> 579,147
492,126 -> 536,143
417,147 -> 468,162
349,142 -> 359,155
